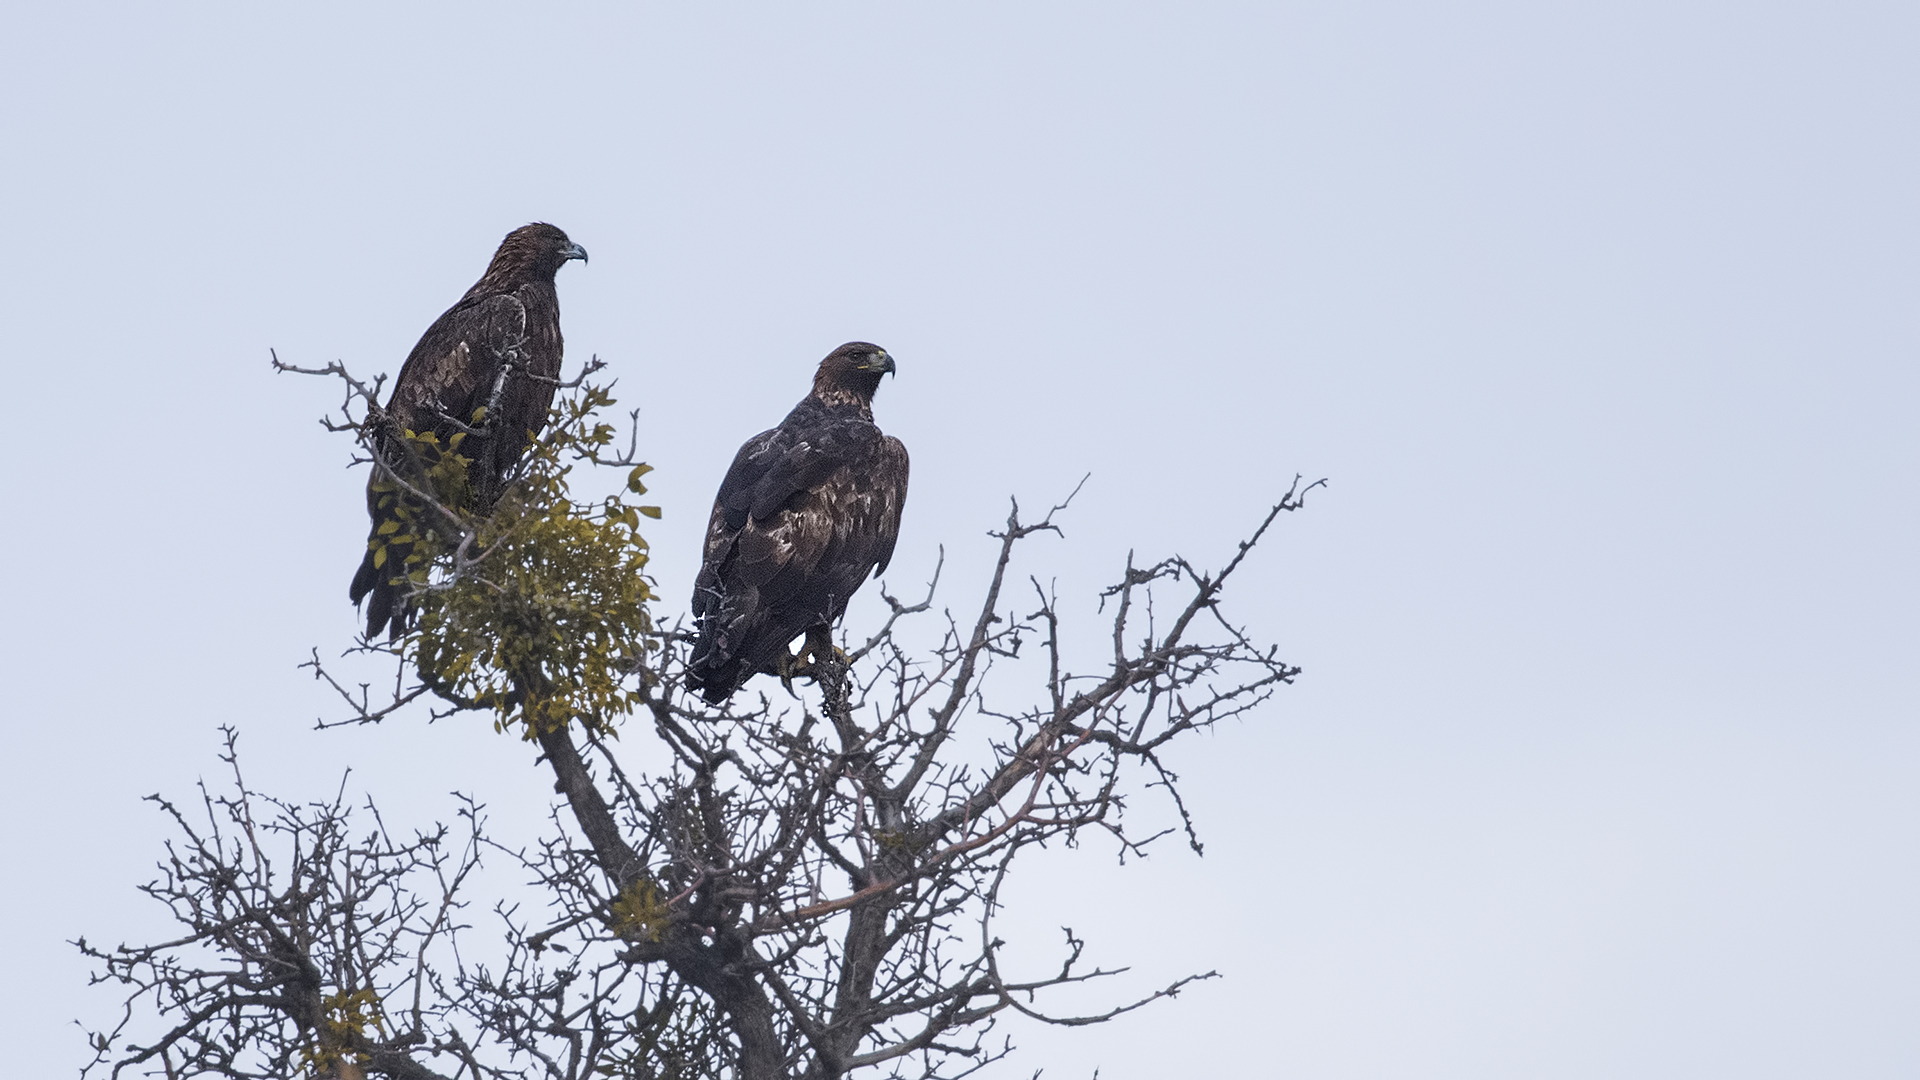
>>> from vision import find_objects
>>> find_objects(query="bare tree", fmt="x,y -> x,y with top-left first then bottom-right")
80,361 -> 1320,1079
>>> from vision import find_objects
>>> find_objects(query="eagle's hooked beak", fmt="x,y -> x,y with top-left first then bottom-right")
866,350 -> 896,376
562,242 -> 589,264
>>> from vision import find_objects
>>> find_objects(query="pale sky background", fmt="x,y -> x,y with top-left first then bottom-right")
3,3 -> 1916,1077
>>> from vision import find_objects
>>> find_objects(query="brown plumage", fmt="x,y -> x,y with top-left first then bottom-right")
348,223 -> 588,639
688,342 -> 910,704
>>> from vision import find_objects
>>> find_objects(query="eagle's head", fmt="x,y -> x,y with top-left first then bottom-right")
485,222 -> 589,283
813,342 -> 896,409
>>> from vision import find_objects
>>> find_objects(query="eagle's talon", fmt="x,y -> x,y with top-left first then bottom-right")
771,629 -> 846,696
800,627 -> 847,680
776,648 -> 807,697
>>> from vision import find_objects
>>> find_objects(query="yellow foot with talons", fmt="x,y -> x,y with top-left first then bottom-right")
776,628 -> 849,695
801,627 -> 849,677
776,647 -> 806,697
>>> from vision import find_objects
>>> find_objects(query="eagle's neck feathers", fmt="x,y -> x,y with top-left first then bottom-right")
808,384 -> 877,417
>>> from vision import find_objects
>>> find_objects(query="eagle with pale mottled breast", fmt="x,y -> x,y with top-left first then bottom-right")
687,343 -> 910,704
349,223 -> 588,639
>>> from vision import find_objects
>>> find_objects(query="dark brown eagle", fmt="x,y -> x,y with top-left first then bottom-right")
349,223 -> 588,639
687,343 -> 910,704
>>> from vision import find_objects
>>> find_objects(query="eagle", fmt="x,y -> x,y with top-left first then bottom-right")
349,223 -> 588,639
687,342 -> 910,704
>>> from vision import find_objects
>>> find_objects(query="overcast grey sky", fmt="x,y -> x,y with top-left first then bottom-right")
3,3 -> 1915,1077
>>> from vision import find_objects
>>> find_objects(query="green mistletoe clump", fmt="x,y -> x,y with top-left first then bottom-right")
383,383 -> 659,736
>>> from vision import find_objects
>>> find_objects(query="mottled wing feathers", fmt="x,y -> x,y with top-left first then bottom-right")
714,419 -> 873,529
867,435 -> 909,579
387,292 -> 530,433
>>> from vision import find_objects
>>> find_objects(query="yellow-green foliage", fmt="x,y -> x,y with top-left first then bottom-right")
399,385 -> 659,736
297,987 -> 386,1077
610,877 -> 672,943
363,426 -> 474,583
